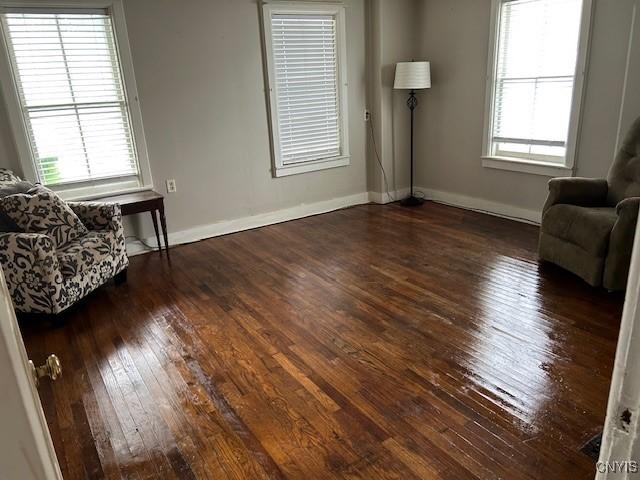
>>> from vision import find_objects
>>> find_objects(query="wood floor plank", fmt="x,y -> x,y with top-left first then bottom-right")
19,202 -> 622,479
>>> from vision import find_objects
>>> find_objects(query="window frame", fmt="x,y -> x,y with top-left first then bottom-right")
481,0 -> 594,177
0,0 -> 153,200
261,2 -> 350,178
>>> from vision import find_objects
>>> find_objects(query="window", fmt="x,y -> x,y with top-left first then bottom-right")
482,0 -> 592,175
262,3 -> 349,177
0,1 -> 151,198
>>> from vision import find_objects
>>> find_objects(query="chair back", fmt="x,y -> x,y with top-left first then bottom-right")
608,116 -> 640,205
0,169 -> 21,187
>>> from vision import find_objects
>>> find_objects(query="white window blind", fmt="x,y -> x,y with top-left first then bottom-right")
1,10 -> 139,186
491,0 -> 582,163
271,13 -> 341,166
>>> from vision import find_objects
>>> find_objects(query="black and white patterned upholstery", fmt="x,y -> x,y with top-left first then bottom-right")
0,173 -> 128,314
0,185 -> 89,249
0,168 -> 21,186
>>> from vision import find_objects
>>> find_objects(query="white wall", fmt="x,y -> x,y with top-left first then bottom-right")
0,87 -> 19,174
0,0 -> 637,235
367,0 -> 418,198
618,1 -> 640,145
0,0 -> 369,240
413,0 -> 640,220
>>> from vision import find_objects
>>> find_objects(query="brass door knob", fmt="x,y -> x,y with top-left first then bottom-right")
29,354 -> 62,387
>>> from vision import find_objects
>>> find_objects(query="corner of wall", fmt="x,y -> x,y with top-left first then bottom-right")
0,87 -> 21,175
365,0 -> 422,199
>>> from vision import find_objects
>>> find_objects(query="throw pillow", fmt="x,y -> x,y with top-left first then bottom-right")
0,181 -> 34,232
0,185 -> 88,248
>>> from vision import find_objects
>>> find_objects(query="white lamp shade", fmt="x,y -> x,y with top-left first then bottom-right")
394,61 -> 431,90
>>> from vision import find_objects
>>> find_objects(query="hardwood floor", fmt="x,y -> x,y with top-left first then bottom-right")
20,202 -> 623,480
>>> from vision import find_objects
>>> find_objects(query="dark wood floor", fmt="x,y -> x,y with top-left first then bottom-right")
20,202 -> 623,480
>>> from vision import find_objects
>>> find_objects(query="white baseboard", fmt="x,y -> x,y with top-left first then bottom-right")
125,239 -> 150,257
126,191 -> 370,256
417,186 -> 541,224
368,188 -> 410,204
126,187 -> 541,257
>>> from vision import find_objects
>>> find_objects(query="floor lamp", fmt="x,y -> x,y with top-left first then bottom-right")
394,61 -> 431,207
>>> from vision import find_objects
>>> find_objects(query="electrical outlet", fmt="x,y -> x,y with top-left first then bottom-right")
364,109 -> 371,122
166,179 -> 177,193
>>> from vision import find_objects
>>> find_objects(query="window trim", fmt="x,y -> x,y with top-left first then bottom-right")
261,2 -> 350,178
0,0 -> 153,199
481,0 -> 594,177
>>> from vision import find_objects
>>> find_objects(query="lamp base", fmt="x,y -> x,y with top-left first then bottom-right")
400,195 -> 425,207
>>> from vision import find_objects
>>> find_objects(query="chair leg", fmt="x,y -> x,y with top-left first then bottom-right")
115,268 -> 128,285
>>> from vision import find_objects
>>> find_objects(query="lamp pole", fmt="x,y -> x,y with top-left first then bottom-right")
401,89 -> 423,207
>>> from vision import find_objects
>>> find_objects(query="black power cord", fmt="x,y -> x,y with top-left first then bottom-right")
368,114 -> 396,203
125,235 -> 160,251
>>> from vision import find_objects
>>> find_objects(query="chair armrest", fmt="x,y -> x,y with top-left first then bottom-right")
612,196 -> 640,252
67,201 -> 122,231
68,202 -> 127,269
0,232 -> 60,279
605,197 -> 640,289
616,197 -> 640,216
612,196 -> 640,255
0,233 -> 63,312
543,177 -> 609,213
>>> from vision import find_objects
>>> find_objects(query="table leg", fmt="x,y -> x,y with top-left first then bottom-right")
159,203 -> 169,252
150,210 -> 161,252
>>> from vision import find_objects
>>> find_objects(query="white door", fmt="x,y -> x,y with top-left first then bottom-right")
0,268 -> 63,480
597,204 -> 640,479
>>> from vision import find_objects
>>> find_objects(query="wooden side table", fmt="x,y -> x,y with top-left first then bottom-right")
96,190 -> 169,252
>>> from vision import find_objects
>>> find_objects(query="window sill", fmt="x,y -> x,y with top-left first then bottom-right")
274,155 -> 350,178
52,180 -> 153,202
482,156 -> 573,177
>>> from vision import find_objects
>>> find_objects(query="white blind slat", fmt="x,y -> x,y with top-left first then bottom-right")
491,0 -> 581,160
271,13 -> 341,165
2,11 -> 140,185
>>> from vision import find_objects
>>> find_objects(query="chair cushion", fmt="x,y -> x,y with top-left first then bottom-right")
0,185 -> 88,249
56,230 -> 115,277
542,204 -> 618,256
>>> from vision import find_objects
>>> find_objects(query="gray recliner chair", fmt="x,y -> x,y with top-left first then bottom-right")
538,116 -> 640,291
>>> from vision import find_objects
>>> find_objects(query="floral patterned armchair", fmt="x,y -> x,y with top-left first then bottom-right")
0,169 -> 128,314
